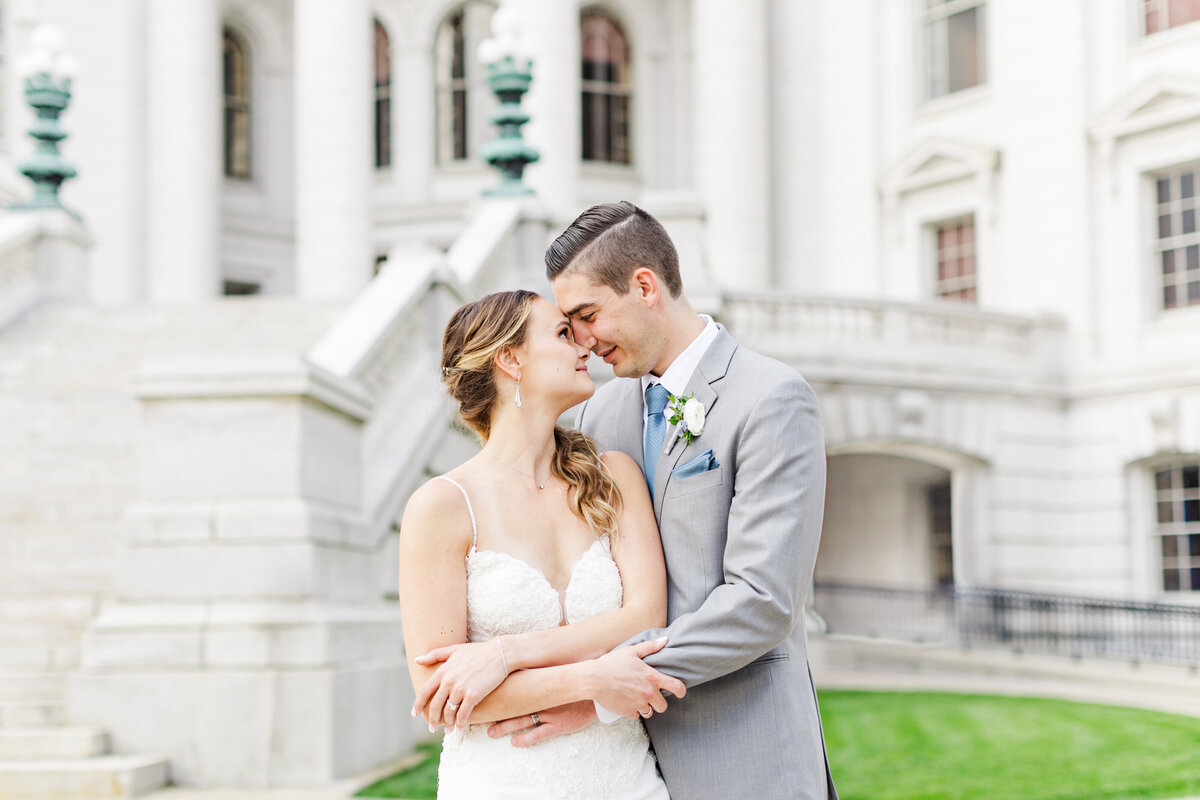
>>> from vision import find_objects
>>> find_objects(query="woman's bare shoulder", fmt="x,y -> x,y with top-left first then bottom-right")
400,475 -> 475,548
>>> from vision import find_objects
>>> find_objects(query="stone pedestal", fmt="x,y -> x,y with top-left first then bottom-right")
68,354 -> 424,786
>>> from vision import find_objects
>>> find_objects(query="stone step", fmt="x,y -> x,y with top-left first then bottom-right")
0,594 -> 99,622
0,574 -> 112,595
0,728 -> 107,760
0,536 -> 117,561
0,753 -> 167,798
0,621 -> 88,644
0,674 -> 65,703
0,642 -> 81,673
0,700 -> 65,728
0,560 -> 115,581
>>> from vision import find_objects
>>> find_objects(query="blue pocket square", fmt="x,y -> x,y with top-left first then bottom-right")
671,449 -> 719,480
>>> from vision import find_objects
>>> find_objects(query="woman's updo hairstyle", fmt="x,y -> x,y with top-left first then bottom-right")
441,289 -> 536,440
440,290 -> 623,538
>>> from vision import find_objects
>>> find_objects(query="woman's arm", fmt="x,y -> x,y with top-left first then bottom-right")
397,478 -> 475,731
411,452 -> 670,729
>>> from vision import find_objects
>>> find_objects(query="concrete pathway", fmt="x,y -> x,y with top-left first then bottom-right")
814,668 -> 1200,719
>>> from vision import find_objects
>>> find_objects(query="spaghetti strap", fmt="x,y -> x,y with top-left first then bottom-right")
433,475 -> 479,549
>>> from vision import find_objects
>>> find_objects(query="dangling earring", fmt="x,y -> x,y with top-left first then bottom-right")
514,375 -> 522,408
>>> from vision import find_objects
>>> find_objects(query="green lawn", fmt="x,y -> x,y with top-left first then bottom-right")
357,691 -> 1200,800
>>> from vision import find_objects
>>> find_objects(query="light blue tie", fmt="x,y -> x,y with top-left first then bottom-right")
644,383 -> 670,495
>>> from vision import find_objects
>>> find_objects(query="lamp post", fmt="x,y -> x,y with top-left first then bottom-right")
14,25 -> 77,213
478,7 -> 539,196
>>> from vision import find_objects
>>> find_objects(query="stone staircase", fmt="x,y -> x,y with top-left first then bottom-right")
0,300 -> 340,796
0,729 -> 166,799
0,196 -> 547,790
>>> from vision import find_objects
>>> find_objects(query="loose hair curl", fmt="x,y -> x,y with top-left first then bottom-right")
441,290 -> 623,538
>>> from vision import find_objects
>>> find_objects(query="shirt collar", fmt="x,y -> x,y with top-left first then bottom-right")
641,316 -> 720,401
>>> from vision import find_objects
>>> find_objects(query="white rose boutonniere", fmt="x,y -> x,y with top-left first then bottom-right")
667,392 -> 706,446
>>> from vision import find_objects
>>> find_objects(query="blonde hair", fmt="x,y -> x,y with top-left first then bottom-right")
441,290 -> 623,537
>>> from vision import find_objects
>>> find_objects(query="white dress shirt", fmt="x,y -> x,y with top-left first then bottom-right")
639,316 -> 720,437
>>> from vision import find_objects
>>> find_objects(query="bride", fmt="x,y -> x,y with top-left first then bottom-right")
398,290 -> 683,799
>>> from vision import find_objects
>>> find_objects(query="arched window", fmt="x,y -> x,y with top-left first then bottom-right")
223,28 -> 251,179
580,10 -> 631,165
435,3 -> 494,164
374,20 -> 392,169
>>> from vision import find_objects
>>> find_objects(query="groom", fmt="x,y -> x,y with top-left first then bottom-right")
490,202 -> 837,799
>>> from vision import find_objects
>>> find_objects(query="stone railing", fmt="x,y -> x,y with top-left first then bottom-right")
0,209 -> 90,329
720,292 -> 1067,391
308,196 -> 547,536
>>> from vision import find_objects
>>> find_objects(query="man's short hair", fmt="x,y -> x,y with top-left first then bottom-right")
545,201 -> 683,298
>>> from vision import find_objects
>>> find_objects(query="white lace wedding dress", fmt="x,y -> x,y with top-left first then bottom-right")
434,477 -> 669,800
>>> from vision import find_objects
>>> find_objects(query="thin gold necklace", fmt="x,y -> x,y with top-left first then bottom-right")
488,451 -> 547,490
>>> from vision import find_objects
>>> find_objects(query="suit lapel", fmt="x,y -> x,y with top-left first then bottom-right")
651,329 -> 737,518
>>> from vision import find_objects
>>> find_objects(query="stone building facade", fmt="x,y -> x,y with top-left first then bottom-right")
1,0 -> 1199,792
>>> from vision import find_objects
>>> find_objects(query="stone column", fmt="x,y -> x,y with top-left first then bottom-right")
294,0 -> 373,299
392,41 -> 435,204
506,0 -> 579,218
692,0 -> 771,288
146,0 -> 221,302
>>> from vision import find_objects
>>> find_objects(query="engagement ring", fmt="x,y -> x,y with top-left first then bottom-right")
446,702 -> 460,711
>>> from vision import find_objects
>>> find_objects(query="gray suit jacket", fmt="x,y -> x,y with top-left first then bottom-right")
578,328 -> 837,800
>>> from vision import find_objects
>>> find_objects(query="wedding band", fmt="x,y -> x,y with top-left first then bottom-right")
446,702 -> 460,711
530,712 -> 541,726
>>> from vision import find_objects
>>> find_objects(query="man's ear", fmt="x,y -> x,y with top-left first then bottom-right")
631,267 -> 660,308
494,345 -> 522,382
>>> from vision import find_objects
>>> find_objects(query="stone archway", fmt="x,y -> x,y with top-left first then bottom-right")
816,453 -> 955,590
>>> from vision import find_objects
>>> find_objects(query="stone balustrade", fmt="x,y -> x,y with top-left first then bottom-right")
0,210 -> 89,331
721,292 -> 1068,393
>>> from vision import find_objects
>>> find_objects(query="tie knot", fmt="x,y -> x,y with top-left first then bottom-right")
646,383 -> 670,415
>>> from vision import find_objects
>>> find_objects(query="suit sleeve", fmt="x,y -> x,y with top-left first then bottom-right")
632,375 -> 826,688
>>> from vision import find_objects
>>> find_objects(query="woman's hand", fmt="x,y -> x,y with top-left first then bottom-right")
411,639 -> 509,731
586,638 -> 685,719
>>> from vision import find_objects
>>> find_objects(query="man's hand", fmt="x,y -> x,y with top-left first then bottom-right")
487,701 -> 597,747
588,637 -> 686,719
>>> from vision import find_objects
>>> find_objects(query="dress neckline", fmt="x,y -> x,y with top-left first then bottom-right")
469,537 -> 611,625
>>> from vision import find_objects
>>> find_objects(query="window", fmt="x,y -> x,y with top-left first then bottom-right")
928,482 -> 954,588
1155,166 -> 1200,310
222,280 -> 260,296
374,20 -> 392,169
581,10 -> 631,164
924,0 -> 985,99
1155,464 -> 1200,592
1144,0 -> 1200,34
933,216 -> 977,302
222,28 -> 251,180
435,3 -> 494,164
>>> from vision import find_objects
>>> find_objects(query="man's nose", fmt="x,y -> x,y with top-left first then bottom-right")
571,321 -> 596,349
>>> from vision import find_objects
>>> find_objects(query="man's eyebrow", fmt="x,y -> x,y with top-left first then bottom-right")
563,301 -> 595,318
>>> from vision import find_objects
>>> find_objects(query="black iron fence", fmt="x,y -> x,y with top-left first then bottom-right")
813,581 -> 1200,666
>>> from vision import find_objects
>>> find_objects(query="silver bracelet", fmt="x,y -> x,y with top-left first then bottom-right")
496,636 -> 509,675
